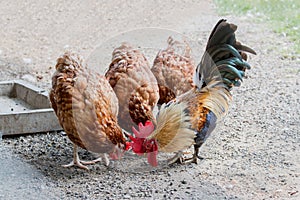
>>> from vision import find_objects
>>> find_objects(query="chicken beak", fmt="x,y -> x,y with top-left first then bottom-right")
123,131 -> 134,140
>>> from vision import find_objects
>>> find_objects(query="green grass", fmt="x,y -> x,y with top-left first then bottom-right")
214,0 -> 300,55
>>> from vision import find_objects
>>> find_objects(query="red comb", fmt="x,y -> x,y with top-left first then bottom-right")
134,121 -> 154,138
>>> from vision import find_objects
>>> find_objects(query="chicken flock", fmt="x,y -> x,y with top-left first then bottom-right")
50,19 -> 256,169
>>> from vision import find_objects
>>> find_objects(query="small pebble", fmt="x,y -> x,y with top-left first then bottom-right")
23,58 -> 32,64
181,180 -> 187,184
21,74 -> 36,82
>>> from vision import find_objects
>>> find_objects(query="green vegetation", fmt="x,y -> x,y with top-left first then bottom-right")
214,0 -> 300,55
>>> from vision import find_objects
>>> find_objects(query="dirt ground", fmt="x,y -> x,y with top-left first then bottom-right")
0,0 -> 299,199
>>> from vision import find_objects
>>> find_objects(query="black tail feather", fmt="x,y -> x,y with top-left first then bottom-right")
206,19 -> 237,49
194,19 -> 256,90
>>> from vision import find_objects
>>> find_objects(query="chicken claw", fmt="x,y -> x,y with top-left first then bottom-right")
63,145 -> 102,170
168,148 -> 205,165
167,151 -> 184,165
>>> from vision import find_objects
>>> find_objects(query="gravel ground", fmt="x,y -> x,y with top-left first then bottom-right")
1,0 -> 299,199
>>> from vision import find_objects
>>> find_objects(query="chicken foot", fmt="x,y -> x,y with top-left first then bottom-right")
168,147 -> 205,165
167,151 -> 184,165
63,144 -> 103,170
181,146 -> 204,164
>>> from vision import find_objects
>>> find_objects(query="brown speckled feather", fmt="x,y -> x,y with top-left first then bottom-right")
151,37 -> 195,105
50,51 -> 126,154
105,43 -> 159,131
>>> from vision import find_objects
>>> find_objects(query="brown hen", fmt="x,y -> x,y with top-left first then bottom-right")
50,51 -> 128,169
105,43 -> 159,132
151,37 -> 195,105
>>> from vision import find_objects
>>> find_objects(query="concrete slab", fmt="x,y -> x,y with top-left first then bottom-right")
0,80 -> 62,136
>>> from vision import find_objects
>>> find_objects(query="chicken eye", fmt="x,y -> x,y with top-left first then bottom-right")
143,141 -> 152,152
143,139 -> 157,153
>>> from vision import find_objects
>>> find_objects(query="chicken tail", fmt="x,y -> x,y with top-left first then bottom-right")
198,80 -> 232,120
147,102 -> 195,153
194,19 -> 256,90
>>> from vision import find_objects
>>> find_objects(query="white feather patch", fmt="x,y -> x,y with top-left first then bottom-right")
147,102 -> 195,153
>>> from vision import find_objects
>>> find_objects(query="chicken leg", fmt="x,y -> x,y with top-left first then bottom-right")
181,145 -> 204,164
167,151 -> 184,165
63,144 -> 102,170
168,146 -> 205,165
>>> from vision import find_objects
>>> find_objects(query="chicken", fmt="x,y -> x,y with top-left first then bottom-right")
151,37 -> 195,105
128,19 -> 256,166
50,51 -> 129,169
105,43 -> 159,132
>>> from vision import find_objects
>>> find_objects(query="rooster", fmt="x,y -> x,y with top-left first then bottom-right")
105,43 -> 159,132
151,36 -> 195,105
128,19 -> 256,166
50,51 -> 130,169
